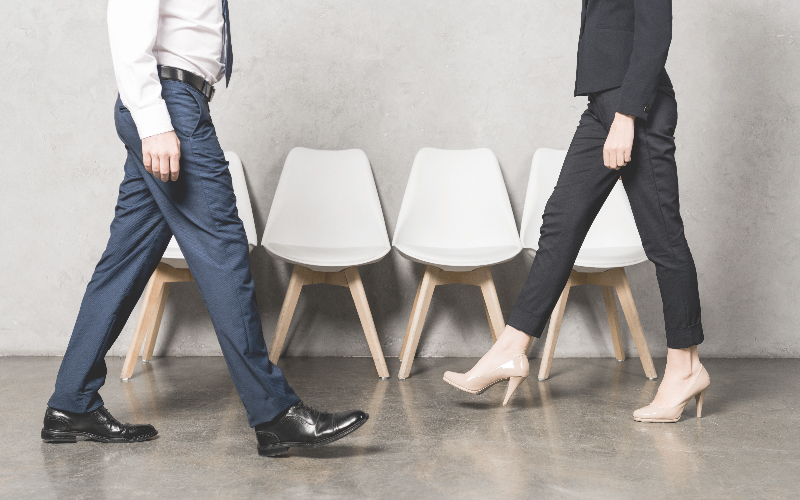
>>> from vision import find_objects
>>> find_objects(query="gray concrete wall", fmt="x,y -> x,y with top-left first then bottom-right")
2,0 -> 799,358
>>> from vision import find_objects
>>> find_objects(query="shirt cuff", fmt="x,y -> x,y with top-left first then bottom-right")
130,101 -> 174,139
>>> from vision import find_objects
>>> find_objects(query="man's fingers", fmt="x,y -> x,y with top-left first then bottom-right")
160,154 -> 170,182
603,148 -> 611,169
170,153 -> 180,181
624,149 -> 632,164
141,131 -> 183,180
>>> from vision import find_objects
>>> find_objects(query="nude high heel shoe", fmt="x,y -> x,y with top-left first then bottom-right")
633,364 -> 710,423
443,355 -> 529,406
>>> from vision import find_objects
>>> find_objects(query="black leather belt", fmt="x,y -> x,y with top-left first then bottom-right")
158,65 -> 215,101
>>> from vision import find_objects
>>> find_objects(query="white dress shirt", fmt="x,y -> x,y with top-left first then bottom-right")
108,0 -> 225,139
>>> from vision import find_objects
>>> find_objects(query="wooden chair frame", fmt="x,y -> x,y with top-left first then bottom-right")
269,265 -> 390,379
122,262 -> 390,380
536,267 -> 657,381
397,265 -> 504,379
121,263 -> 194,379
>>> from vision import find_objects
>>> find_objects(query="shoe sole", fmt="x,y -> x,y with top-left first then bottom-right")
41,428 -> 158,443
633,417 -> 681,423
443,375 -> 506,395
257,414 -> 370,457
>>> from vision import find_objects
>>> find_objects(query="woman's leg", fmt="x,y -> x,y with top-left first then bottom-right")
650,345 -> 701,407
621,87 -> 705,407
466,95 -> 623,376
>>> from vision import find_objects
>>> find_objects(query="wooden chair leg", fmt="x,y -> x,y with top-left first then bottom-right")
602,285 -> 625,362
399,278 -> 423,361
478,267 -> 504,343
344,267 -> 390,379
481,299 -> 495,340
538,279 -> 572,381
269,265 -> 308,365
121,272 -> 162,379
398,266 -> 438,379
612,268 -> 657,379
142,282 -> 171,362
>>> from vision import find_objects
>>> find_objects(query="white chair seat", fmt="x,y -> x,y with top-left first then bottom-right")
392,148 -> 522,270
161,238 -> 256,270
264,243 -> 389,272
574,245 -> 647,270
526,244 -> 648,271
395,243 -> 521,272
262,148 -> 391,270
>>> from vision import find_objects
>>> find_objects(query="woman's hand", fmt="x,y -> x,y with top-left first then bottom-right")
603,112 -> 635,170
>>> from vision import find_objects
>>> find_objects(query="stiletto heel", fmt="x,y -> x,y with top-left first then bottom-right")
696,388 -> 707,418
503,376 -> 526,406
443,354 -> 529,406
633,365 -> 711,423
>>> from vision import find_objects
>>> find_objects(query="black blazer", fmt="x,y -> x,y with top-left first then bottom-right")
574,0 -> 673,120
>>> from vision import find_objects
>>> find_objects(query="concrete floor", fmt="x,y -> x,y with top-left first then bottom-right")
1,357 -> 798,499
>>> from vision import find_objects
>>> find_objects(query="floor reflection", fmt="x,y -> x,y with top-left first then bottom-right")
42,444 -> 109,499
637,424 -> 701,489
121,360 -> 162,422
16,356 -> 792,499
401,373 -> 538,497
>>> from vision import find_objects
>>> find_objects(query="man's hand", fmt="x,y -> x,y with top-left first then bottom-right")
603,112 -> 635,170
142,131 -> 181,182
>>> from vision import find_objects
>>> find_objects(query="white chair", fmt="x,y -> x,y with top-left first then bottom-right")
121,151 -> 257,379
394,148 -> 522,379
520,148 -> 657,381
262,147 -> 391,379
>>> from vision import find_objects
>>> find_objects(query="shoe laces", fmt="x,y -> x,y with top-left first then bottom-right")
98,406 -> 114,419
295,402 -> 321,419
96,407 -> 124,426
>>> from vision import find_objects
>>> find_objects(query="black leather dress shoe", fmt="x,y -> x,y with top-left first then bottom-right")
254,402 -> 368,457
41,406 -> 158,443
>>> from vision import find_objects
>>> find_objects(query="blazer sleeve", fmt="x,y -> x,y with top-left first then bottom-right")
616,0 -> 672,120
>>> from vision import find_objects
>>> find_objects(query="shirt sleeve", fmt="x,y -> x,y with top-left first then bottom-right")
107,0 -> 173,139
616,0 -> 672,120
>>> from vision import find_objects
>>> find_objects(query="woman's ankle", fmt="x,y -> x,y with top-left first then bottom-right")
664,346 -> 700,379
495,326 -> 530,354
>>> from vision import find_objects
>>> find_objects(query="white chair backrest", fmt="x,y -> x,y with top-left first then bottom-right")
262,147 -> 390,249
519,148 -> 642,252
226,151 -> 258,248
393,148 -> 521,250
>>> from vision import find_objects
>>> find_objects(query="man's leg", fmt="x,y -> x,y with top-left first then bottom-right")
48,132 -> 173,414
506,96 -> 622,338
116,80 -> 299,426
